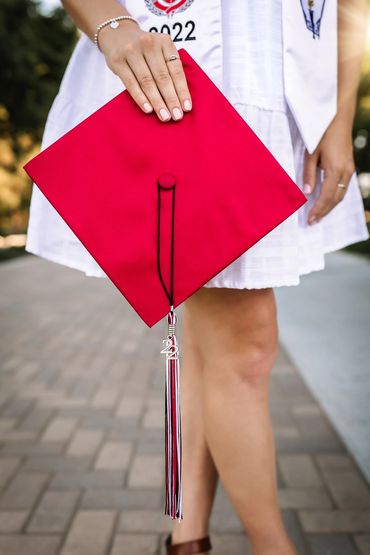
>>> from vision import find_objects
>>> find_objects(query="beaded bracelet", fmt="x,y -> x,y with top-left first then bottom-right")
93,16 -> 140,51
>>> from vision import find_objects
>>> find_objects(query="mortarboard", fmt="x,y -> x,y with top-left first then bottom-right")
24,48 -> 307,521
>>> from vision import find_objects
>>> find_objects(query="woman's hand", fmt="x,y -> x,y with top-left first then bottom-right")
99,22 -> 192,122
303,114 -> 355,225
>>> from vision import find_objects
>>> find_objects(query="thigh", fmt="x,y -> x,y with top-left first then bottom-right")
184,286 -> 278,361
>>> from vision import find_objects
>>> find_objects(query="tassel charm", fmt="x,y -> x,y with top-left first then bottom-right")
160,306 -> 183,521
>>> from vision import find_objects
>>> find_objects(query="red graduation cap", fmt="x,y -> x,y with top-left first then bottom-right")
24,47 -> 307,521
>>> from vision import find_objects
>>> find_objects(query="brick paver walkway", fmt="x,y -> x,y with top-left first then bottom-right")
1,255 -> 370,555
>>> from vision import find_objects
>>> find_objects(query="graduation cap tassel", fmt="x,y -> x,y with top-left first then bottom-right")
157,176 -> 183,521
163,308 -> 183,520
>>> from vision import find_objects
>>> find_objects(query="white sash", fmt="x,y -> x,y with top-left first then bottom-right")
282,0 -> 338,154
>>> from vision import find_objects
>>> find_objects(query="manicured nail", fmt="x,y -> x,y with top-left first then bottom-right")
183,99 -> 192,111
303,183 -> 312,194
160,108 -> 171,121
173,107 -> 183,121
143,102 -> 153,113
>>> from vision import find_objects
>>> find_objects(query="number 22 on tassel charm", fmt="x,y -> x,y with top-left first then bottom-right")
160,338 -> 179,359
160,306 -> 179,359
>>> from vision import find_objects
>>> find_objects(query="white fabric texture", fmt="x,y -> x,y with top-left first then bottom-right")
26,0 -> 369,288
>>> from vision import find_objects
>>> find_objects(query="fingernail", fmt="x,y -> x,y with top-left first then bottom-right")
143,102 -> 153,113
160,108 -> 171,121
308,216 -> 317,225
183,99 -> 192,111
173,107 -> 183,121
303,183 -> 312,194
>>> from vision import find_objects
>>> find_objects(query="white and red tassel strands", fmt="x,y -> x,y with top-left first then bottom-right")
160,307 -> 183,520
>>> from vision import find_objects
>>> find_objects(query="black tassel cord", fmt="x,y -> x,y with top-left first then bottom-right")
157,178 -> 183,521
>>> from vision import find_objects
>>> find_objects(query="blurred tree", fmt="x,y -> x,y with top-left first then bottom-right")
0,0 -> 77,235
0,0 -> 77,144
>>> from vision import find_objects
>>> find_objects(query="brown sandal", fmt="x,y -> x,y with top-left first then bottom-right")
165,533 -> 212,555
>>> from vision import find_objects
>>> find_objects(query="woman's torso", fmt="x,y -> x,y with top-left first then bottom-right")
43,0 -> 337,157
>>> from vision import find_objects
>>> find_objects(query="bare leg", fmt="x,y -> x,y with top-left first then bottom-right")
184,287 -> 297,555
170,302 -> 218,553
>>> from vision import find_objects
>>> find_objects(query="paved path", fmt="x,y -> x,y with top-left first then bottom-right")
0,255 -> 369,555
276,251 -> 370,483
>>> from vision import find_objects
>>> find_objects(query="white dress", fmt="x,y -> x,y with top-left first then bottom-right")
25,0 -> 369,288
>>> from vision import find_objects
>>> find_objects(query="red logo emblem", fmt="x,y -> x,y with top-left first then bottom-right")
145,0 -> 194,16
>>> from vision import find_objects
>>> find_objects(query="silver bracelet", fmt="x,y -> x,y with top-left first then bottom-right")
93,16 -> 140,51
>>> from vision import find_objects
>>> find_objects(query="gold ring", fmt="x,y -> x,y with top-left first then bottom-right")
166,54 -> 179,63
337,183 -> 347,190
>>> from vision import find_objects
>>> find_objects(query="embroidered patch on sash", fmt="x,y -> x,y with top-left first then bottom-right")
300,0 -> 326,38
145,0 -> 194,17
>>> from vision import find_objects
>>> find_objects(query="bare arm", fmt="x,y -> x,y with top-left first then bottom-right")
61,0 -> 192,122
304,0 -> 369,224
61,0 -> 132,38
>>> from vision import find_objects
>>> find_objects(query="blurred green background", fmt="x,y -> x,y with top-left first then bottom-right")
0,0 -> 76,259
0,0 -> 369,260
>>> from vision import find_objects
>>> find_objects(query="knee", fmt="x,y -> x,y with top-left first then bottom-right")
233,324 -> 278,385
187,287 -> 279,385
208,305 -> 279,386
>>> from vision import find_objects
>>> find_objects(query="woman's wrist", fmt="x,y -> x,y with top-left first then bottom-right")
334,99 -> 357,133
98,22 -> 143,57
96,17 -> 141,53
